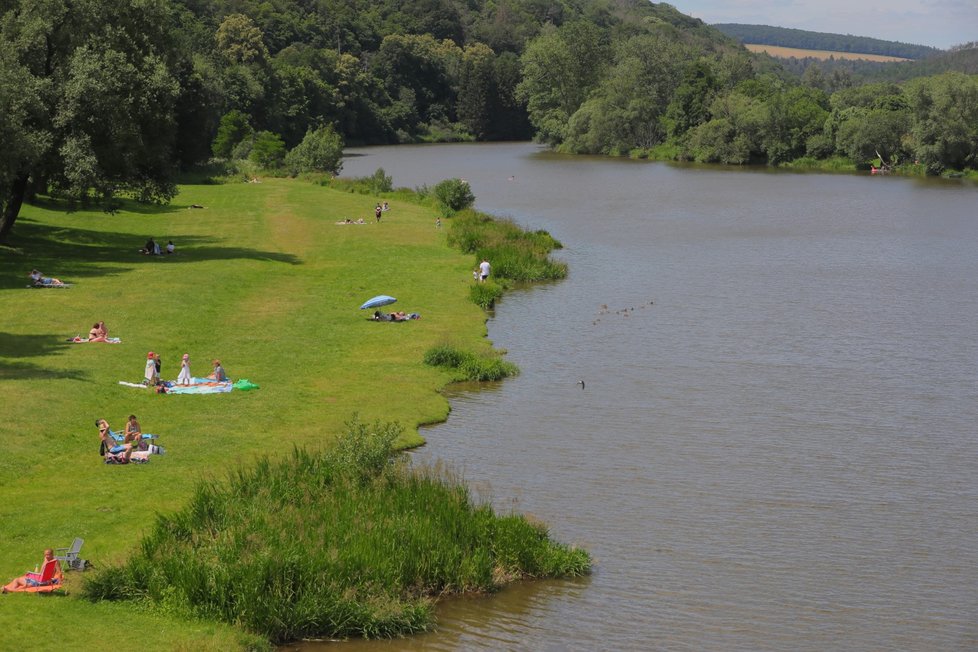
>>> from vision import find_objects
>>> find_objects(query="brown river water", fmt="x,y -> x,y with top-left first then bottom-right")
298,143 -> 978,651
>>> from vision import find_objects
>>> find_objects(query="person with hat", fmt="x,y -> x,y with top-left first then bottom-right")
144,351 -> 159,385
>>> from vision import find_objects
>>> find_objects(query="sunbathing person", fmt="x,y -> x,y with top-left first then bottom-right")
87,322 -> 107,342
29,269 -> 65,286
97,419 -> 132,462
124,415 -> 141,445
1,549 -> 62,593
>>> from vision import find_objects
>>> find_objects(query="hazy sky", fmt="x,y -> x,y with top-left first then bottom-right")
672,0 -> 978,50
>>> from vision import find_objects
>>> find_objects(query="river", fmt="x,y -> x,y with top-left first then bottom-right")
328,143 -> 978,651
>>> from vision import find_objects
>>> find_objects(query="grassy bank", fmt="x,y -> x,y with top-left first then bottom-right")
0,176 -> 583,648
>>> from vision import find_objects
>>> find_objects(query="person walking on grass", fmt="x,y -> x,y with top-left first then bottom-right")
479,258 -> 490,282
375,204 -> 382,222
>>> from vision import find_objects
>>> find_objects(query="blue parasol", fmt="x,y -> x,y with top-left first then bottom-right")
360,295 -> 397,310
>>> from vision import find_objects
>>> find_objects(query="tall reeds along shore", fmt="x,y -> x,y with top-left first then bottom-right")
83,417 -> 591,643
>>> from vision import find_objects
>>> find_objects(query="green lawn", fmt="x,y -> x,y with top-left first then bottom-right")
0,178 -> 495,649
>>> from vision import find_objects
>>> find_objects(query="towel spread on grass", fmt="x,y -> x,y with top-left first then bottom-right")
117,378 -> 255,394
67,337 -> 121,343
165,377 -> 233,394
3,579 -> 63,593
27,283 -> 72,288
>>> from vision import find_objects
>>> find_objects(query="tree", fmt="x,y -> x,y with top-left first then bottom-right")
249,131 -> 286,169
212,110 -> 253,159
905,72 -> 978,173
284,125 -> 344,176
0,0 -> 182,243
517,22 -> 610,146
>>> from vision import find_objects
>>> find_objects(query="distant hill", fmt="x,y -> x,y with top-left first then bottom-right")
713,23 -> 940,60
764,43 -> 978,83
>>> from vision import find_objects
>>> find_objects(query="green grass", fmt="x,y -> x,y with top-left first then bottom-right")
0,177 -> 574,647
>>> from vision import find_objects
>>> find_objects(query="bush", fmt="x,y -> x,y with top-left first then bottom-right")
470,282 -> 503,309
212,110 -> 252,159
447,210 -> 567,288
285,125 -> 344,176
423,343 -> 519,382
249,131 -> 286,169
324,168 -> 393,195
432,178 -> 475,216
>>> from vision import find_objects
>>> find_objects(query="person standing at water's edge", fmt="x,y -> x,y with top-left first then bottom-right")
479,258 -> 490,282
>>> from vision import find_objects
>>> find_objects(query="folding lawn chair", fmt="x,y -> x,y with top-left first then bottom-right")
55,538 -> 88,571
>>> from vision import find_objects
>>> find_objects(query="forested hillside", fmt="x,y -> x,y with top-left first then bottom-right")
752,43 -> 978,85
713,24 -> 940,60
2,0 -> 976,242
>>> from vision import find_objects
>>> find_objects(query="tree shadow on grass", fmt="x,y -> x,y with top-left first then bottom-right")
0,333 -> 88,381
27,195 -> 185,216
1,219 -> 301,289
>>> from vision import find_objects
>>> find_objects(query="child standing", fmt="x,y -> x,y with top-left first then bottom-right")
144,352 -> 159,385
177,353 -> 192,386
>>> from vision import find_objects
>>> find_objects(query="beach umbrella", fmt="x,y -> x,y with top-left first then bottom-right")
360,295 -> 397,310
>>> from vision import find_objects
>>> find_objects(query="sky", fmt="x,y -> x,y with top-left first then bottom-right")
671,0 -> 978,50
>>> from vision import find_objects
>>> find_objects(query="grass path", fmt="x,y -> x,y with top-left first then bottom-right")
0,178 -> 494,649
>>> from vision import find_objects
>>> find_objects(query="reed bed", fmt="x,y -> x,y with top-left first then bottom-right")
447,209 -> 567,283
423,343 -> 519,381
83,417 -> 590,643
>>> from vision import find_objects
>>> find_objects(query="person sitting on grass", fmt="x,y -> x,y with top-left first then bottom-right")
206,359 -> 228,382
97,418 -> 132,462
1,549 -> 62,593
87,322 -> 107,342
124,415 -> 142,445
29,269 -> 65,286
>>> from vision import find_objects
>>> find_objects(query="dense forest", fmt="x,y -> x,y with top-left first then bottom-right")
712,24 -> 941,60
2,0 -> 977,241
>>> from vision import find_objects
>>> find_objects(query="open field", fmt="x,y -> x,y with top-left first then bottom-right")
745,43 -> 911,62
0,177 -> 495,649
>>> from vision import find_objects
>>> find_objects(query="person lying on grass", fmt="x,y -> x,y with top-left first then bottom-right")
1,549 -> 62,593
29,269 -> 65,286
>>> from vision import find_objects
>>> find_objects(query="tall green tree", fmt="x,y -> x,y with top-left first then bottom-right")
517,22 -> 610,145
0,0 -> 182,242
905,72 -> 978,173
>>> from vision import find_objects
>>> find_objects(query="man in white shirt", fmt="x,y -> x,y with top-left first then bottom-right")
479,259 -> 490,282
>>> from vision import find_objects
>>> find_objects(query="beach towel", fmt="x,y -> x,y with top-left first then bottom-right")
105,451 -> 150,464
4,578 -> 63,594
118,381 -> 150,389
166,377 -> 233,394
27,283 -> 72,288
67,337 -> 121,343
